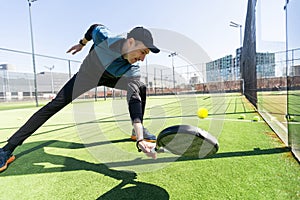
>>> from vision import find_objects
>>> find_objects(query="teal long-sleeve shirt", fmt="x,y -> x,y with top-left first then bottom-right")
83,24 -> 140,78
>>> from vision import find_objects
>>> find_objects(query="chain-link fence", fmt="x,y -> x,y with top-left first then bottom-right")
0,48 -> 240,103
256,0 -> 300,161
257,48 -> 300,150
0,48 -> 81,103
0,47 -> 129,103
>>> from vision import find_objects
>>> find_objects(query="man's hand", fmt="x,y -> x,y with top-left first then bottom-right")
137,140 -> 157,159
66,44 -> 84,55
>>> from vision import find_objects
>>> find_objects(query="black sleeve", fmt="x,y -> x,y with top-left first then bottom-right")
84,24 -> 103,41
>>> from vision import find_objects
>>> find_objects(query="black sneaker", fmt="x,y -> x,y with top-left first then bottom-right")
131,127 -> 156,142
0,148 -> 15,173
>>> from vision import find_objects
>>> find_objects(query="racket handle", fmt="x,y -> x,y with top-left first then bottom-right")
151,147 -> 158,153
153,147 -> 167,153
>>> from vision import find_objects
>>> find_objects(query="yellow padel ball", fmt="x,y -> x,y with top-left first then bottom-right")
197,108 -> 208,119
252,116 -> 260,122
238,114 -> 246,120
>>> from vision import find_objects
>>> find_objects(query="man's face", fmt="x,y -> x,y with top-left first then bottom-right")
123,39 -> 150,64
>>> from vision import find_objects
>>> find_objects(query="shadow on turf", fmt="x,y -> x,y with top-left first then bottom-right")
102,146 -> 291,168
1,139 -> 291,173
0,139 -> 290,198
1,140 -> 169,199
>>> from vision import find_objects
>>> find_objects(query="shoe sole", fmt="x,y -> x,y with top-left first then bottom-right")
0,155 -> 15,173
131,135 -> 156,143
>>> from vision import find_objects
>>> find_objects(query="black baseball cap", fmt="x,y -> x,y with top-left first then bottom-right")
127,27 -> 160,53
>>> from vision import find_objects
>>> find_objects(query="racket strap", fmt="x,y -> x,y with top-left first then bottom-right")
136,139 -> 143,152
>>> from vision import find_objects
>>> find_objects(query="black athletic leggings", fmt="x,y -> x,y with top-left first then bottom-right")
7,50 -> 146,146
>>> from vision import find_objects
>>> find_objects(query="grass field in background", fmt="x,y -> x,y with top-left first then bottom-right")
0,94 -> 299,200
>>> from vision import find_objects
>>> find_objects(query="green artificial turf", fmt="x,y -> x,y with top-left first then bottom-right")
0,94 -> 299,200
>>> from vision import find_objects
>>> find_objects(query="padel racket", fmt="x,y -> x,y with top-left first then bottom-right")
154,125 -> 219,158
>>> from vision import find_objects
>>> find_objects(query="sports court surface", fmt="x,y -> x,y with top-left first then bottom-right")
0,94 -> 299,199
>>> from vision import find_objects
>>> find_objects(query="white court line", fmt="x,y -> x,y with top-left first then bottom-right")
201,117 -> 265,123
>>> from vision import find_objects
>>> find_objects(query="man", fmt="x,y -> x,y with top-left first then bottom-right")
0,24 -> 159,172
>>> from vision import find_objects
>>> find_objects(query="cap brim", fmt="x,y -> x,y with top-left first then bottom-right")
149,47 -> 160,53
146,44 -> 160,53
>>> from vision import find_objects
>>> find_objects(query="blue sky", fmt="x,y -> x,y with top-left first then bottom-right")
0,0 -> 291,73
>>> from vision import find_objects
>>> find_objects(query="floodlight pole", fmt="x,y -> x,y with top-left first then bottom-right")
168,52 -> 177,91
28,0 -> 38,107
230,21 -> 243,47
145,58 -> 150,96
284,0 -> 289,77
284,0 -> 291,147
